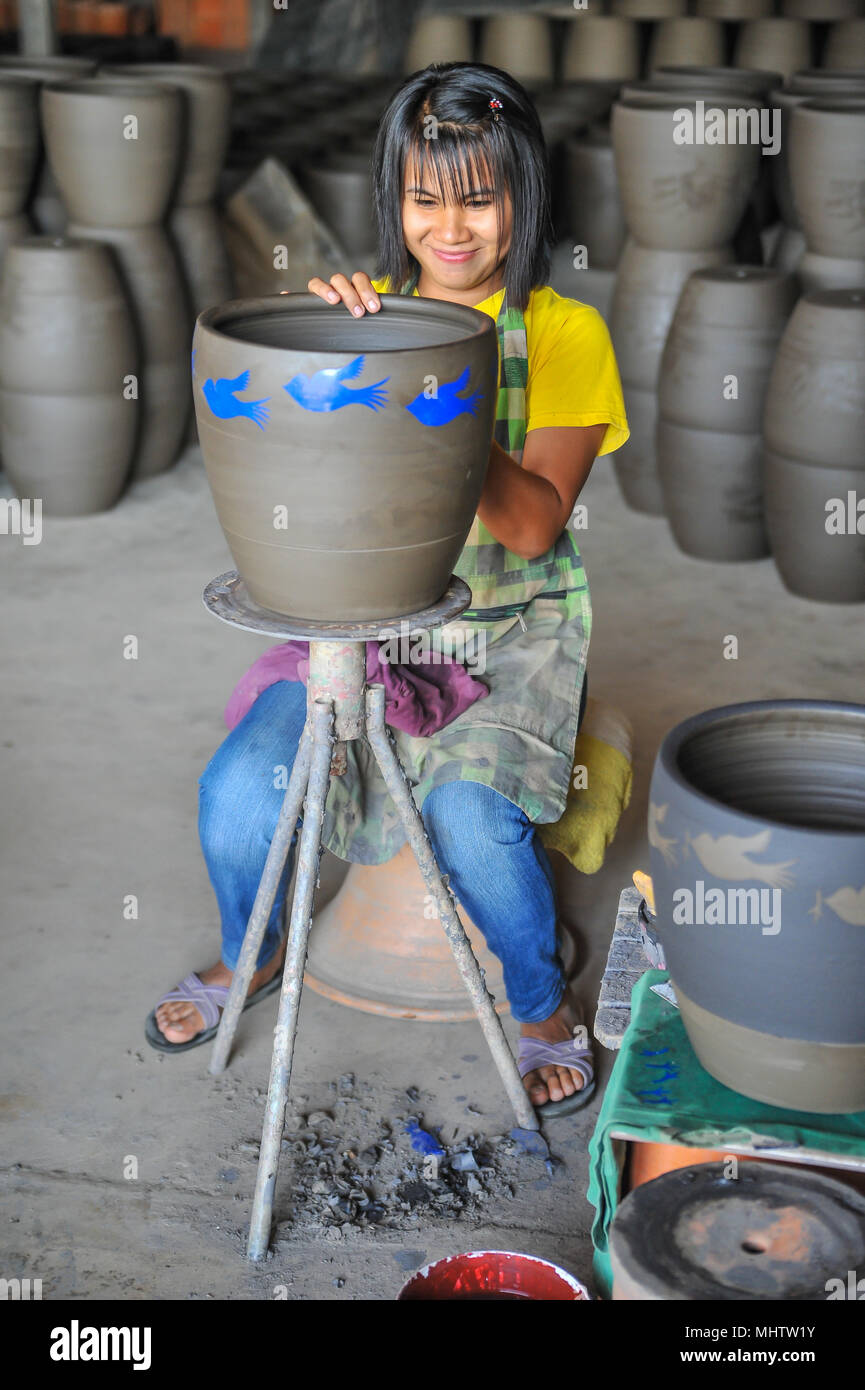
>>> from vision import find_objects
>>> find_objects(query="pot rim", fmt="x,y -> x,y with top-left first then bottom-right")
195,291 -> 495,357
655,698 -> 865,840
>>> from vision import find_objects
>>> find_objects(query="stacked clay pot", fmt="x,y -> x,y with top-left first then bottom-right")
657,265 -> 798,560
479,12 -> 554,85
563,17 -> 641,84
0,236 -> 139,514
0,56 -> 95,238
404,13 -> 473,71
789,99 -> 865,294
0,76 -> 40,267
650,698 -> 865,1113
733,19 -> 812,79
102,65 -> 233,325
763,289 -> 865,603
609,95 -> 759,512
42,79 -> 189,479
647,18 -> 725,72
563,127 -> 628,273
824,19 -> 865,69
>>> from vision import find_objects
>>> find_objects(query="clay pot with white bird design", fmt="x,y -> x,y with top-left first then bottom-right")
650,699 -> 865,1113
192,293 -> 498,620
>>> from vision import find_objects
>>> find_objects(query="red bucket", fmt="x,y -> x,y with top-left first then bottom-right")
397,1250 -> 591,1301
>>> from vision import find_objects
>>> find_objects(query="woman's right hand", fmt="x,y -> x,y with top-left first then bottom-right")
307,272 -> 381,317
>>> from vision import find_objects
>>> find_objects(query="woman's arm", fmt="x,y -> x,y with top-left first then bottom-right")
477,423 -> 608,561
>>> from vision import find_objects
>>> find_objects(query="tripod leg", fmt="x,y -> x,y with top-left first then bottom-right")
209,727 -> 314,1076
364,684 -> 539,1133
247,698 -> 334,1261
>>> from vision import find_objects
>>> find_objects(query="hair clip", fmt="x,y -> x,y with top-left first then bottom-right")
488,96 -> 503,118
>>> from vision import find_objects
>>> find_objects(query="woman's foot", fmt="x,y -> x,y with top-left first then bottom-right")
154,942 -> 286,1045
519,990 -> 587,1107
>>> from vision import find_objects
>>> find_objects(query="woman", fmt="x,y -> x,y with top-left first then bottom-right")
148,62 -> 629,1118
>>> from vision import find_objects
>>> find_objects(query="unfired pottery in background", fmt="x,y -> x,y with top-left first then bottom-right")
824,19 -> 865,69
789,101 -> 865,261
192,293 -> 499,621
562,128 -> 628,272
403,14 -> 473,72
611,98 -> 760,252
300,151 -> 377,262
0,56 -> 97,236
479,12 -> 554,84
657,265 -> 797,561
0,77 -> 40,218
763,289 -> 865,603
0,236 -> 138,514
734,19 -> 812,80
609,240 -> 734,514
562,17 -> 641,84
650,699 -> 865,1112
646,18 -> 725,72
42,79 -> 182,228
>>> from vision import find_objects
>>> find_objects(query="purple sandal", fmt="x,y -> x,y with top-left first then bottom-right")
144,969 -> 282,1054
517,1036 -> 596,1119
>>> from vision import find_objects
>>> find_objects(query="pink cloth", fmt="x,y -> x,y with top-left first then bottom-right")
224,641 -> 488,737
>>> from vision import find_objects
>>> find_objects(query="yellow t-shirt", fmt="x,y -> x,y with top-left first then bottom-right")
371,279 -> 630,458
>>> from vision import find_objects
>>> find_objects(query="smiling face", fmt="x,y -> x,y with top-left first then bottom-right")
401,145 -> 513,307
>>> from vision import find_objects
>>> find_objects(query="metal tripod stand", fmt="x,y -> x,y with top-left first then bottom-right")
202,571 -> 539,1260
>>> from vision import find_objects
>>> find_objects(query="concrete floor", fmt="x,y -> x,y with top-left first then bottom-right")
1,445 -> 861,1300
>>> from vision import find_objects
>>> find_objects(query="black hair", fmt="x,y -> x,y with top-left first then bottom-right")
372,62 -> 552,311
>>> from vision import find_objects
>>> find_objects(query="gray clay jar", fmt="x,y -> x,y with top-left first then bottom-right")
611,98 -> 760,252
562,16 -> 641,83
68,223 -> 191,480
649,698 -> 865,1113
789,101 -> 865,260
0,77 -> 40,219
647,17 -> 726,71
0,236 -> 138,515
479,12 -> 555,84
403,14 -> 473,71
609,240 -> 734,515
41,79 -> 182,228
0,58 -> 96,233
192,293 -> 498,621
562,128 -> 628,272
299,152 -> 377,261
763,289 -> 865,603
733,18 -> 812,80
657,265 -> 797,561
101,64 -> 231,208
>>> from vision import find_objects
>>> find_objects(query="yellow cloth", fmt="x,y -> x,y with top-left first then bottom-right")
370,281 -> 630,457
538,699 -> 634,875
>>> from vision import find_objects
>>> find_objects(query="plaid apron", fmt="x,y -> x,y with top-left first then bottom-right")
319,288 -> 592,864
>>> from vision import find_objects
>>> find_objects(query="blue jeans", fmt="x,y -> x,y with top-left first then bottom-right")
198,679 -> 565,1022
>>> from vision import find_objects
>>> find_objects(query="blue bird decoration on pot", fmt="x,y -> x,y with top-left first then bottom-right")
203,370 -> 270,430
405,366 -> 482,427
283,355 -> 389,412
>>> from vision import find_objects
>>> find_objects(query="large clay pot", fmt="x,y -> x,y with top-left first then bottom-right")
562,128 -> 628,272
649,699 -> 865,1112
41,79 -> 182,228
647,19 -> 725,72
695,0 -> 772,15
610,241 -> 734,514
0,236 -> 138,514
563,17 -> 641,83
101,64 -> 230,207
611,1164 -> 865,1299
789,101 -> 865,260
824,20 -> 865,69
479,13 -> 554,84
305,845 -> 507,1021
192,293 -> 498,620
67,223 -> 190,479
404,14 -> 473,71
299,151 -> 376,261
0,77 -> 40,218
611,97 -> 760,251
0,57 -> 96,235
764,289 -> 865,603
734,19 -> 812,80
657,265 -> 797,560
